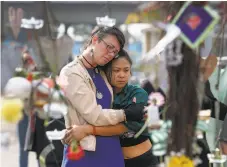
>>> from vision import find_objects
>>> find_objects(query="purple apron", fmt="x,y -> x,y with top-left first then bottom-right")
62,68 -> 124,167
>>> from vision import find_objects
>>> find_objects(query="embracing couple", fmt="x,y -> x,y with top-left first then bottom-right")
58,26 -> 159,167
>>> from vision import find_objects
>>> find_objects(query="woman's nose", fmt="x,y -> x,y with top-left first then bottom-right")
119,72 -> 125,78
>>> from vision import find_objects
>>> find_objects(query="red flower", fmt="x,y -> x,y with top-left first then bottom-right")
67,145 -> 85,161
27,73 -> 33,82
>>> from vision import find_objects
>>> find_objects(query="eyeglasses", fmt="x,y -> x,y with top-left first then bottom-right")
100,38 -> 119,57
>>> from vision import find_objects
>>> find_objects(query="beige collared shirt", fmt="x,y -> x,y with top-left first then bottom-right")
58,56 -> 125,151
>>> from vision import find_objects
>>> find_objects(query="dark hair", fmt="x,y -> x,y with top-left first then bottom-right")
84,26 -> 125,50
116,49 -> 132,65
103,49 -> 132,84
166,41 -> 200,157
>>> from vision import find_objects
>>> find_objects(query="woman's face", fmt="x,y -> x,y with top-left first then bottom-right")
91,34 -> 120,66
110,57 -> 131,89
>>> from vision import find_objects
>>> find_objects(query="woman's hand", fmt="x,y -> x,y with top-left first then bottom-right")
63,125 -> 93,145
124,103 -> 146,122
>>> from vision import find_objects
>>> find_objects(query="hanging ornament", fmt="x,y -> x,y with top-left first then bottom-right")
164,39 -> 183,66
1,98 -> 23,123
171,1 -> 220,49
21,17 -> 44,30
96,15 -> 116,27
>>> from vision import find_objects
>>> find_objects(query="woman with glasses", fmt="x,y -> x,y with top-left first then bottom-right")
59,26 -> 145,167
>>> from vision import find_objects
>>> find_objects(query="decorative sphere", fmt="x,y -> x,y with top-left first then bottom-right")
4,77 -> 31,100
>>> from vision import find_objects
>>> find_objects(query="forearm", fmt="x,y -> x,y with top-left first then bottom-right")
85,124 -> 128,136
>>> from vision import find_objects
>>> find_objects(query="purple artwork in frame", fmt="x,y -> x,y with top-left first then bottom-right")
172,1 -> 219,49
175,5 -> 213,43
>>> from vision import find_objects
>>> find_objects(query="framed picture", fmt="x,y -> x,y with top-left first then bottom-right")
172,1 -> 220,49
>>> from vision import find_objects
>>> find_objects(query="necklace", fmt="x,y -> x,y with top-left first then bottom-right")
96,91 -> 103,99
81,57 -> 103,100
83,56 -> 96,68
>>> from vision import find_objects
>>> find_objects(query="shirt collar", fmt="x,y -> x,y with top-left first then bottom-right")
115,84 -> 129,96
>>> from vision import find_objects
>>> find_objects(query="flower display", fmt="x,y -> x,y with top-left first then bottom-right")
1,98 -> 24,123
148,92 -> 165,107
168,155 -> 194,167
67,140 -> 85,161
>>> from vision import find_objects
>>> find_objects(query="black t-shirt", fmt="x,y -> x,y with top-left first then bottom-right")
31,116 -> 65,166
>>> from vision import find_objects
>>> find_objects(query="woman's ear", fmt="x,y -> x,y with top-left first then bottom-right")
91,35 -> 99,45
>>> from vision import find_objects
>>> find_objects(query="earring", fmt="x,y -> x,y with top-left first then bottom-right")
90,48 -> 94,57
